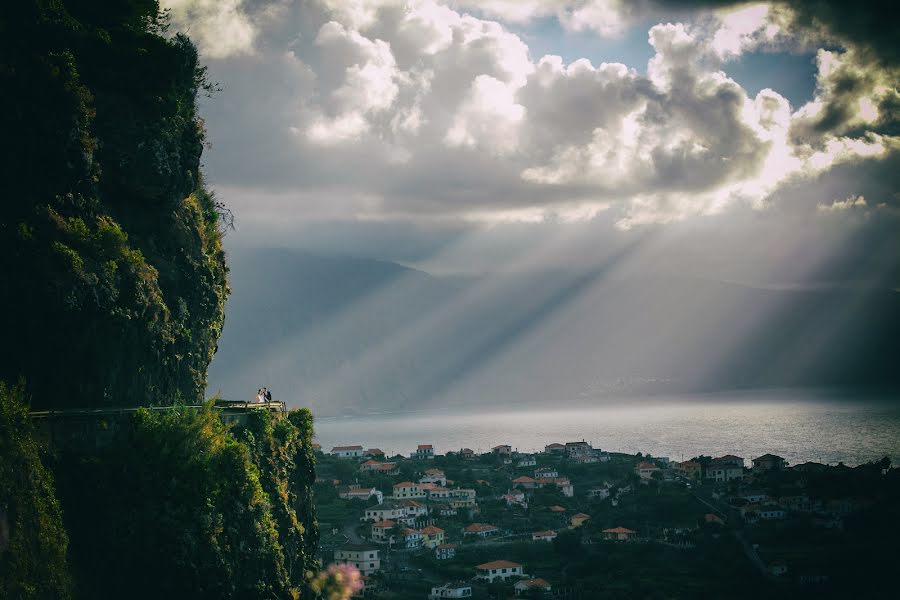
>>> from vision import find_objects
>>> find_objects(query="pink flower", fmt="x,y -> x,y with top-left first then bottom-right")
310,563 -> 364,600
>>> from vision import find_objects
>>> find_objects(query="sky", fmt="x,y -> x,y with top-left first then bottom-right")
159,1 -> 900,412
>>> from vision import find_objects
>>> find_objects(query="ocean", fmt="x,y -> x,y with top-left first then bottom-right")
312,390 -> 900,466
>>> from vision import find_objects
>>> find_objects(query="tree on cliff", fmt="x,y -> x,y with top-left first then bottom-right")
0,382 -> 73,600
0,0 -> 228,409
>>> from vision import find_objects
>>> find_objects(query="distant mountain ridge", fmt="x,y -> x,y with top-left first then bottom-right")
210,248 -> 900,416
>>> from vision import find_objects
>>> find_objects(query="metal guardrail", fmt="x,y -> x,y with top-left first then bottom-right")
29,400 -> 287,419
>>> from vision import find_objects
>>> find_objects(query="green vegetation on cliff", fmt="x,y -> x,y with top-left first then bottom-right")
0,0 -> 227,409
0,2 -> 321,599
52,405 -> 319,600
0,383 -> 73,600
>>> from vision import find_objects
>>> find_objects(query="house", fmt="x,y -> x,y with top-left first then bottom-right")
675,460 -> 703,480
547,505 -> 566,513
429,582 -> 472,599
362,503 -> 407,523
420,526 -> 446,549
414,444 -> 435,460
463,523 -> 499,538
705,464 -> 744,482
501,492 -> 528,509
492,444 -> 512,456
587,486 -> 610,500
311,442 -> 322,452
420,468 -> 447,486
534,467 -> 559,479
517,456 -> 537,467
338,486 -> 384,504
398,499 -> 428,518
602,527 -> 636,541
334,544 -> 380,576
635,461 -> 660,480
565,441 -> 592,458
532,530 -> 557,542
543,477 -> 573,497
474,560 -> 524,583
392,482 -> 425,499
758,505 -> 786,520
742,491 -> 768,504
370,520 -> 396,544
570,513 -> 591,528
364,448 -> 385,459
332,445 -> 364,458
713,455 -> 745,468
435,543 -> 457,560
512,475 -> 538,490
359,460 -> 399,475
752,454 -> 787,472
435,504 -> 458,517
460,448 -> 476,460
396,527 -> 423,549
573,454 -> 599,464
544,443 -> 566,454
427,486 -> 452,500
449,488 -> 477,508
514,578 -> 551,596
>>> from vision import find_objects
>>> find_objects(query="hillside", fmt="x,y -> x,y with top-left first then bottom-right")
211,249 -> 900,415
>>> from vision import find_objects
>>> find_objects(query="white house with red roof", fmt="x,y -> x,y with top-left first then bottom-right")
635,461 -> 660,480
338,486 -> 383,504
514,578 -> 551,595
392,482 -> 426,499
420,468 -> 447,486
463,523 -> 499,538
362,502 -> 407,523
602,527 -> 637,541
331,445 -> 364,458
512,475 -> 538,490
544,443 -> 566,454
475,560 -> 524,583
413,444 -> 435,460
370,520 -> 396,543
398,499 -> 428,517
532,530 -> 557,542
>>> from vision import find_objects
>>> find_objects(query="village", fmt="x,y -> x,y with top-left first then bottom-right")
312,439 -> 895,599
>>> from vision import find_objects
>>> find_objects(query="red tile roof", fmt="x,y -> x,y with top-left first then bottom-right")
420,526 -> 445,535
603,527 -> 636,534
476,560 -> 521,570
464,523 -> 498,533
372,520 -> 396,527
418,444 -> 433,449
519,578 -> 551,588
636,461 -> 658,469
532,530 -> 556,537
513,476 -> 536,483
548,505 -> 566,512
393,482 -> 417,487
332,445 -> 363,451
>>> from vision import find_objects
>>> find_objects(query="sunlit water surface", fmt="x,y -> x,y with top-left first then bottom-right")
313,391 -> 900,466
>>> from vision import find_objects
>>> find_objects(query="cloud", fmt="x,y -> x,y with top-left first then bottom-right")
817,194 -> 867,213
168,0 -> 899,230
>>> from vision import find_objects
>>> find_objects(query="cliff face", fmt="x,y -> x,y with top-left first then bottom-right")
0,0 -> 227,409
52,406 -> 319,600
0,3 -> 320,599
